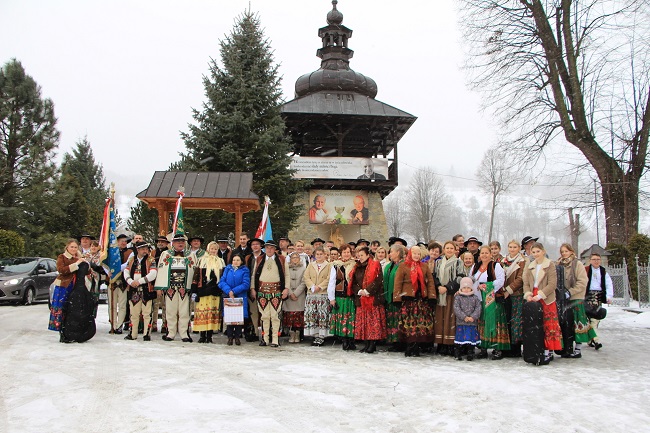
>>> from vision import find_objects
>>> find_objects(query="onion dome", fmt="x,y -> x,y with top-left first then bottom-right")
295,0 -> 378,98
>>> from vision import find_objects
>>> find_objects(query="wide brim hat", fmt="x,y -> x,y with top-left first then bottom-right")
463,236 -> 483,247
347,241 -> 357,247
188,235 -> 205,243
134,241 -> 150,249
77,234 -> 96,241
156,236 -> 170,244
217,237 -> 229,243
521,236 -> 539,248
116,234 -> 132,243
356,238 -> 370,246
388,237 -> 408,247
278,236 -> 291,242
264,240 -> 278,248
311,237 -> 326,245
171,233 -> 188,242
249,237 -> 264,246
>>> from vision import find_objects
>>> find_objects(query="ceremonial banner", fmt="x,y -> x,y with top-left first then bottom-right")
255,196 -> 273,241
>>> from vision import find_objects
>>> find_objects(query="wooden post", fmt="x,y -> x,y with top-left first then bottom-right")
235,203 -> 242,241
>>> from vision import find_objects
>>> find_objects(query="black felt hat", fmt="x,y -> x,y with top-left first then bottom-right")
388,237 -> 408,247
116,234 -> 132,243
521,236 -> 539,248
311,237 -> 326,245
463,236 -> 483,247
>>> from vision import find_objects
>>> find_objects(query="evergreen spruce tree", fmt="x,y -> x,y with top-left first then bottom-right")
0,59 -> 59,233
57,136 -> 108,236
181,11 -> 304,239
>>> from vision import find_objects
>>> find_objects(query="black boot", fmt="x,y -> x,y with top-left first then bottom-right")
366,341 -> 377,354
405,342 -> 415,357
466,346 -> 475,361
348,339 -> 357,350
359,340 -> 370,353
412,343 -> 421,357
206,330 -> 214,344
476,348 -> 488,359
342,339 -> 350,351
455,345 -> 463,361
198,331 -> 206,343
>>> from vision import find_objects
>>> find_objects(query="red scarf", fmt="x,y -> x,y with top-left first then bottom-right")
405,250 -> 427,297
347,257 -> 382,296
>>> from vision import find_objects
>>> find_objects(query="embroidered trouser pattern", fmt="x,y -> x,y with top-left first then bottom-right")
165,288 -> 190,340
257,284 -> 282,344
129,297 -> 153,339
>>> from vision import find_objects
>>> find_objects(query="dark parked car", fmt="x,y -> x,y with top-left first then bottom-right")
0,257 -> 59,305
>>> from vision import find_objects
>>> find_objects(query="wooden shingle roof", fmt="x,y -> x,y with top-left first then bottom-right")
137,171 -> 259,201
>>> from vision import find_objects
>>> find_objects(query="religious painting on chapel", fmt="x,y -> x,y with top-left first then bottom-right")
308,190 -> 369,225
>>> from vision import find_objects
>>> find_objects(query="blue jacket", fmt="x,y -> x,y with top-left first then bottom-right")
218,265 -> 251,318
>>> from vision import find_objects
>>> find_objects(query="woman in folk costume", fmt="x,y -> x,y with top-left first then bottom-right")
192,241 -> 226,343
86,240 -> 107,318
49,239 -> 91,338
351,246 -> 386,354
433,241 -> 465,356
473,245 -> 509,360
330,244 -> 358,350
393,246 -> 436,357
557,243 -> 596,358
383,243 -> 406,350
303,246 -> 337,346
375,246 -> 389,270
500,240 -> 526,357
219,254 -> 251,346
282,252 -> 307,343
523,242 -> 562,364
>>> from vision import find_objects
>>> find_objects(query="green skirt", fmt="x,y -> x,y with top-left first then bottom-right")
330,297 -> 356,338
385,302 -> 401,343
480,302 -> 511,350
568,300 -> 597,343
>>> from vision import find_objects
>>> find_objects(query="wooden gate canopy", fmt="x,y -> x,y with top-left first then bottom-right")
136,171 -> 260,239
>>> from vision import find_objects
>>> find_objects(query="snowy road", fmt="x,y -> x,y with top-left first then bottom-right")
1,303 -> 649,433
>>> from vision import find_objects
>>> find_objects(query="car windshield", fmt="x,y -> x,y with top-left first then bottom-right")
0,258 -> 39,273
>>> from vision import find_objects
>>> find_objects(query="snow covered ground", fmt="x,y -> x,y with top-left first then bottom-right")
1,303 -> 649,433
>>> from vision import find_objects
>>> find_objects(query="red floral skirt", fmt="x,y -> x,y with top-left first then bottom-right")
354,299 -> 387,341
534,288 -> 563,350
282,311 -> 304,329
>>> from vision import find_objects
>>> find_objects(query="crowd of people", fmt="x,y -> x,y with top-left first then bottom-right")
47,231 -> 614,366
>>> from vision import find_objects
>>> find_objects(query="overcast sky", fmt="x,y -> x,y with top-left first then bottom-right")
1,0 -> 499,217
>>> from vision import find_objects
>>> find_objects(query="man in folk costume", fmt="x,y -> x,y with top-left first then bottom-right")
151,235 -> 170,333
245,237 -> 265,341
251,240 -> 285,347
188,235 -> 206,259
123,241 -> 158,341
108,233 -> 131,334
585,253 -> 613,350
155,233 -> 197,342
187,235 -> 205,335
